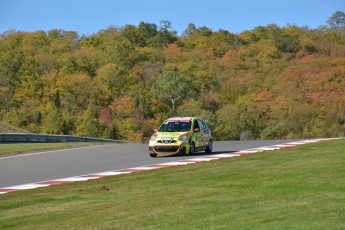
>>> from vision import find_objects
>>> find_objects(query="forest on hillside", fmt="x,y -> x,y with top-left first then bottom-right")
0,12 -> 344,142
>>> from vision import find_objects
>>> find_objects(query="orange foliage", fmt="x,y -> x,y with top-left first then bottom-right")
110,96 -> 135,119
255,91 -> 271,102
98,107 -> 112,125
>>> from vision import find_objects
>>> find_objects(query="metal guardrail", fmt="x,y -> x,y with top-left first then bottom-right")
0,133 -> 125,143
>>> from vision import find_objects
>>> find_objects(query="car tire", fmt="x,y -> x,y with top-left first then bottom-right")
150,153 -> 157,158
205,139 -> 213,153
179,146 -> 187,156
188,142 -> 195,155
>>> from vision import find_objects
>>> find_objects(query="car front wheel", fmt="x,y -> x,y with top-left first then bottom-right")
188,142 -> 195,155
150,153 -> 157,158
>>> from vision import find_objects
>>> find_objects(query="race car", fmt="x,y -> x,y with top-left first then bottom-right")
148,117 -> 213,157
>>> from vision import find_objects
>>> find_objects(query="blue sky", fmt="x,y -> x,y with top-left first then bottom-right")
1,0 -> 344,36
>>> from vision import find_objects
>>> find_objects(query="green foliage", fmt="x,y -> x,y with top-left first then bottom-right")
1,14 -> 344,141
327,10 -> 345,30
41,103 -> 61,134
152,70 -> 194,110
75,103 -> 99,137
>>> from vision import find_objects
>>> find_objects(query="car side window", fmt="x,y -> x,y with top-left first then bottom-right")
197,119 -> 206,130
193,120 -> 200,131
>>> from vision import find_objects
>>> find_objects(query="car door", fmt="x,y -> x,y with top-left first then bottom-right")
192,119 -> 203,148
198,119 -> 210,147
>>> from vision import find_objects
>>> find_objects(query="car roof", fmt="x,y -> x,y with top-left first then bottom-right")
166,117 -> 201,122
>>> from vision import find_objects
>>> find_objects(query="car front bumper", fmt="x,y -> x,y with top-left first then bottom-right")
149,143 -> 187,155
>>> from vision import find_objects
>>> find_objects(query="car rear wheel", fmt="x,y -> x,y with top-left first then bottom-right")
188,142 -> 195,155
205,139 -> 213,153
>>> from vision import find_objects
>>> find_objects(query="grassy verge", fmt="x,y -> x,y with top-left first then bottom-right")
0,121 -> 30,133
0,139 -> 344,229
0,142 -> 118,157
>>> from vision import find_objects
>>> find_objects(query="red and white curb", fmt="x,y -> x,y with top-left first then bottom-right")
0,138 -> 340,195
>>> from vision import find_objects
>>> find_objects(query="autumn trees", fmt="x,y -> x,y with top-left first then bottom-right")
1,13 -> 344,141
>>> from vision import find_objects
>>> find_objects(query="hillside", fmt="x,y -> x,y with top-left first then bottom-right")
0,122 -> 30,133
0,11 -> 344,141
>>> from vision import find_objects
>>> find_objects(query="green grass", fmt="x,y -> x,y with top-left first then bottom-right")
0,142 -> 118,157
0,139 -> 344,229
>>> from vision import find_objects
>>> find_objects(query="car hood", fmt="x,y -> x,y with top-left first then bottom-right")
156,132 -> 187,139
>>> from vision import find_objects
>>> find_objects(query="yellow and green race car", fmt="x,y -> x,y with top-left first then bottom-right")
149,117 -> 213,157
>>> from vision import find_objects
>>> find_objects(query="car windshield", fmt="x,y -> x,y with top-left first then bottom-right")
158,121 -> 191,132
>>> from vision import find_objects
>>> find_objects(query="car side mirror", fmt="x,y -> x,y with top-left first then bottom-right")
153,128 -> 158,132
194,128 -> 200,132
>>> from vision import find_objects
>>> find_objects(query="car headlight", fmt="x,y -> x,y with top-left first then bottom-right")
178,133 -> 189,142
150,134 -> 157,141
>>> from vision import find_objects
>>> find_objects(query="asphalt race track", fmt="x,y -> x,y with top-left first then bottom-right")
0,140 -> 303,189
